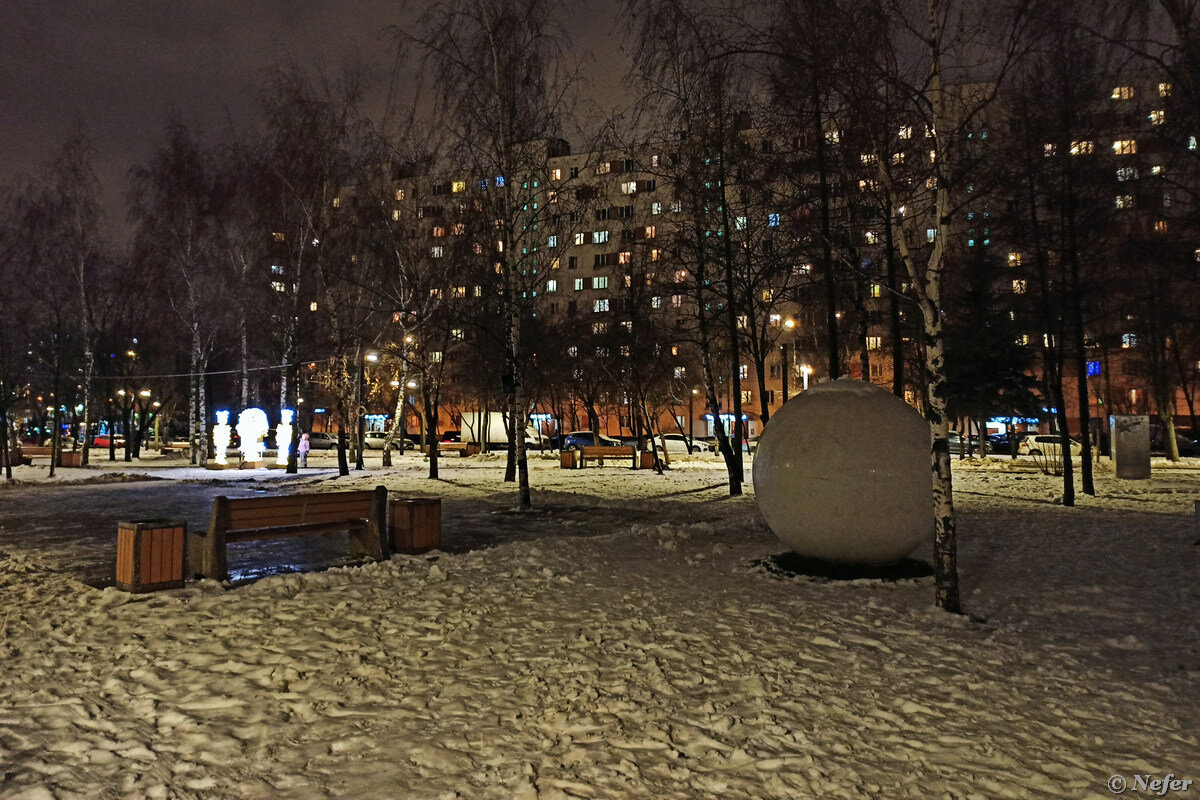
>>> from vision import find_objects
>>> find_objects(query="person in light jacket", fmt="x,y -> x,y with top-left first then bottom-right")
298,432 -> 311,468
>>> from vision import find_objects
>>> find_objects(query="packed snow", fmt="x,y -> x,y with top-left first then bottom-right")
0,450 -> 1197,799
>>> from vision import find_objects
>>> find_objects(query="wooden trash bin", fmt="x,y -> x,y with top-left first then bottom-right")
116,518 -> 186,592
560,450 -> 577,469
57,451 -> 83,468
639,451 -> 656,470
391,498 -> 442,554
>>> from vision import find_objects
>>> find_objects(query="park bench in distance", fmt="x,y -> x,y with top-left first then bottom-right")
187,486 -> 388,581
577,445 -> 636,468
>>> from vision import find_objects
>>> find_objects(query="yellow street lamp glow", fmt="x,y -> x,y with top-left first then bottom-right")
139,389 -> 151,397
117,389 -> 126,396
390,380 -> 400,387
406,380 -> 417,389
365,352 -> 379,362
784,319 -> 796,330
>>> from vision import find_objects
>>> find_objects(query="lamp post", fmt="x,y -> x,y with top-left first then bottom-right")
689,388 -> 698,450
800,364 -> 813,392
781,319 -> 796,404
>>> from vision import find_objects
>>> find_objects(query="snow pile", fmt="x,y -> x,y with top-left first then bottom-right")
0,457 -> 1196,798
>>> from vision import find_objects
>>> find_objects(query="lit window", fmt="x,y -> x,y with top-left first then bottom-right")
1122,333 -> 1137,348
826,130 -> 840,144
644,225 -> 656,239
735,216 -> 747,231
620,181 -> 636,194
309,301 -> 318,311
870,284 -> 882,298
452,328 -> 464,340
1117,166 -> 1138,181
395,189 -> 405,201
432,226 -> 445,237
865,231 -> 878,244
451,286 -> 466,298
451,180 -> 465,193
546,279 -> 558,292
1008,252 -> 1021,266
392,209 -> 401,221
651,296 -> 662,308
898,125 -> 913,140
594,299 -> 610,312
1112,139 -> 1137,155
574,233 -> 585,245
860,153 -> 877,165
573,278 -> 584,291
927,229 -> 936,242
495,176 -> 505,186
1155,220 -> 1168,233
1070,140 -> 1094,155
1160,82 -> 1173,97
1012,279 -> 1027,294
674,270 -> 687,282
548,235 -> 558,248
671,295 -> 682,308
550,168 -> 562,180
650,249 -> 660,261
593,276 -> 608,289
866,336 -> 882,351
891,152 -> 905,164
1149,109 -> 1165,125
770,313 -> 782,325
595,162 -> 611,175
1044,143 -> 1057,157
1115,195 -> 1134,209
429,288 -> 443,299
431,246 -> 444,258
593,230 -> 609,244
671,200 -> 683,213
452,223 -> 464,235
1111,86 -> 1134,100
1151,165 -> 1164,175
739,364 -> 749,378
618,251 -> 632,264
674,366 -> 686,379
651,202 -> 662,215
768,213 -> 780,226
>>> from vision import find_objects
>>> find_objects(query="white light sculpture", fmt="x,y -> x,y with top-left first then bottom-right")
213,410 -> 231,465
237,407 -> 269,464
276,409 -> 294,466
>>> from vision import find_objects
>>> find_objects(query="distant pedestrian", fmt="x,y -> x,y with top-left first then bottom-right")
298,433 -> 311,468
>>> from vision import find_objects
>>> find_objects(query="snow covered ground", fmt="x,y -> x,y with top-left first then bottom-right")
0,452 -> 1197,799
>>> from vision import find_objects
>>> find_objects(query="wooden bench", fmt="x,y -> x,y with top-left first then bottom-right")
435,442 -> 480,457
4,448 -> 31,467
578,445 -> 635,467
14,446 -> 82,467
187,486 -> 388,581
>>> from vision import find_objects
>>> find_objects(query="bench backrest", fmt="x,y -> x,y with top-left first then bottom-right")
220,490 -> 377,532
581,445 -> 633,456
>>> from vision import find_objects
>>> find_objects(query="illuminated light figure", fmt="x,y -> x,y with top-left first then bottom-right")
213,411 -> 232,465
752,379 -> 931,565
276,409 -> 294,466
236,408 -> 269,465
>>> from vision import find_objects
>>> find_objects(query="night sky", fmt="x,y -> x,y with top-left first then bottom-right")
1,0 -> 629,234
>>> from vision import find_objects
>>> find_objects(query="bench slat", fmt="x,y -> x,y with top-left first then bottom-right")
226,520 -> 369,543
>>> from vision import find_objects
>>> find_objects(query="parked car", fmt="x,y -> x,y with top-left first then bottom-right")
660,433 -> 703,455
562,431 -> 623,450
363,433 -> 411,450
91,434 -> 125,448
1018,433 -> 1083,459
305,432 -> 337,450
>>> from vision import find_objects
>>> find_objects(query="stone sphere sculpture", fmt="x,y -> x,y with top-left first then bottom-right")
752,379 -> 932,564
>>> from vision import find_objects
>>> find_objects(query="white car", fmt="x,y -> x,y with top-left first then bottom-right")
1018,434 -> 1083,459
658,433 -> 703,455
363,433 -> 410,450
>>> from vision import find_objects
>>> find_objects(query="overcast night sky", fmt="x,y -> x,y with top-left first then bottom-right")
1,1 -> 630,233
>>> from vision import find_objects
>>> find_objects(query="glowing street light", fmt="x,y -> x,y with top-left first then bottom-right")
800,364 -> 813,391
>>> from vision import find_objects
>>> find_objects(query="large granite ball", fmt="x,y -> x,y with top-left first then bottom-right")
752,379 -> 932,564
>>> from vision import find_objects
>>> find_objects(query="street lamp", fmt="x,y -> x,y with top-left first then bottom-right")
689,388 -> 699,450
356,350 -> 378,470
800,364 -> 813,392
781,319 -> 796,403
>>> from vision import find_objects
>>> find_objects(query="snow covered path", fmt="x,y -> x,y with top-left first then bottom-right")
0,455 -> 1197,798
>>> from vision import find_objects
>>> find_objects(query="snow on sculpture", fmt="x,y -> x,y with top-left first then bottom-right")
276,409 -> 294,466
236,408 -> 269,465
213,411 -> 232,466
752,379 -> 932,564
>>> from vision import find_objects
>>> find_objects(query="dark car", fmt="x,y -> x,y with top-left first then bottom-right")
562,430 -> 623,450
